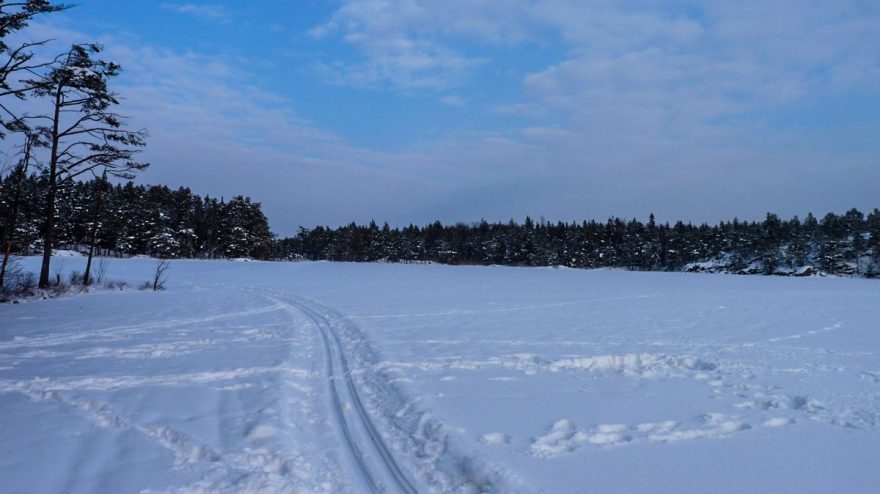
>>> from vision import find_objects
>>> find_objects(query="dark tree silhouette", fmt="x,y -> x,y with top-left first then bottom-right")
0,131 -> 36,287
26,43 -> 147,288
81,171 -> 107,286
0,175 -> 277,261
278,210 -> 880,278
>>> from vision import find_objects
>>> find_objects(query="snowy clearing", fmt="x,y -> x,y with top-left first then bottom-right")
1,258 -> 879,493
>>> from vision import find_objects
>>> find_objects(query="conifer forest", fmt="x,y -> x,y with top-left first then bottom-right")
2,173 -> 877,277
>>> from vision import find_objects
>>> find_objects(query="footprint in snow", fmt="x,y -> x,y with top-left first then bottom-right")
763,417 -> 795,427
245,424 -> 278,441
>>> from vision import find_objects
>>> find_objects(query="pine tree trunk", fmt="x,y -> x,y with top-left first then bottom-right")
82,178 -> 104,286
38,89 -> 63,289
83,240 -> 95,286
0,241 -> 13,288
38,177 -> 57,288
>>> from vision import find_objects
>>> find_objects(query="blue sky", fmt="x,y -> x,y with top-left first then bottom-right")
21,1 -> 880,234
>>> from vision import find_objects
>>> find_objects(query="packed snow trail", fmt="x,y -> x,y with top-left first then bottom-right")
272,293 -> 418,494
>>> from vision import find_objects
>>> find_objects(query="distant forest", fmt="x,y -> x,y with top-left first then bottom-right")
0,175 -> 275,260
2,175 -> 879,278
281,210 -> 880,278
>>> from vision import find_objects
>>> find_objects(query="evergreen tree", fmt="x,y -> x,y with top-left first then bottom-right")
27,43 -> 148,287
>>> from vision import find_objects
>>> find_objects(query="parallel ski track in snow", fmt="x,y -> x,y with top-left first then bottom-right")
269,292 -> 419,494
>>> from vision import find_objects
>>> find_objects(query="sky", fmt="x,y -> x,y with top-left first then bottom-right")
10,1 -> 880,234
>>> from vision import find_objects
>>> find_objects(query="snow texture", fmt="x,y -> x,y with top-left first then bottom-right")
1,257 -> 879,493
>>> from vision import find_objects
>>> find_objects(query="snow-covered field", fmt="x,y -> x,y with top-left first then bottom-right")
2,258 -> 879,493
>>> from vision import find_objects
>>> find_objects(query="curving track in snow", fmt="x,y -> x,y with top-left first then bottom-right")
269,293 -> 419,494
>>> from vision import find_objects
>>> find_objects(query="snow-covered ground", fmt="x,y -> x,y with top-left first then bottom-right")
2,258 -> 879,493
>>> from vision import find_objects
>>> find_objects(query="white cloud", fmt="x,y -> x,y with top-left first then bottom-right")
440,95 -> 466,107
308,1 -> 880,222
314,36 -> 483,90
491,103 -> 547,117
520,1 -> 880,150
313,1 -> 880,122
310,0 -> 535,44
307,0 -> 534,91
160,3 -> 231,24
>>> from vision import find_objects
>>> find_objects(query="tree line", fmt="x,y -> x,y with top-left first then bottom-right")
279,210 -> 880,277
4,173 -> 878,278
0,173 -> 276,261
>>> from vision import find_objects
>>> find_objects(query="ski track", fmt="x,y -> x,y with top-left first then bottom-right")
249,287 -> 517,494
270,293 -> 418,494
